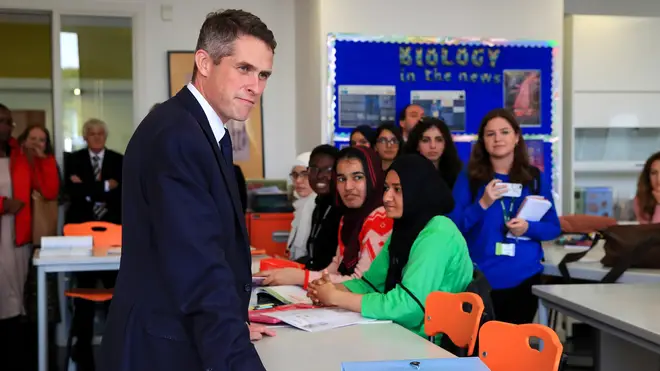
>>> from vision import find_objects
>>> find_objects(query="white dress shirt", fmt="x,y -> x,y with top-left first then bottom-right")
187,82 -> 225,145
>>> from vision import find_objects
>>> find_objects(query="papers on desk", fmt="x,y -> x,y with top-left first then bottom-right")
265,307 -> 382,332
342,357 -> 490,370
38,236 -> 93,257
507,196 -> 552,241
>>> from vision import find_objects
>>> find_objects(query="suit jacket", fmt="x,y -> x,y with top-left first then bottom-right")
233,165 -> 247,213
64,148 -> 123,224
99,88 -> 264,371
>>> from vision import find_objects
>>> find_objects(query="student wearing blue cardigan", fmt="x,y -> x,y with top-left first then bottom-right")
449,108 -> 560,325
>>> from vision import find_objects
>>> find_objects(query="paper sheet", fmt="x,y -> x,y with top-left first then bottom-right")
265,307 -> 380,332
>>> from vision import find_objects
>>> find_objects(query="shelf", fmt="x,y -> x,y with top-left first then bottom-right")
573,161 -> 644,173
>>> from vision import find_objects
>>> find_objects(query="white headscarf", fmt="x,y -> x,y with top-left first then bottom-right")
287,151 -> 317,260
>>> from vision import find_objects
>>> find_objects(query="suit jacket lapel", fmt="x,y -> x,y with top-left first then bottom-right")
174,87 -> 246,235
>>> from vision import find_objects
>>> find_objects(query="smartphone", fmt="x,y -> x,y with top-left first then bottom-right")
500,182 -> 522,198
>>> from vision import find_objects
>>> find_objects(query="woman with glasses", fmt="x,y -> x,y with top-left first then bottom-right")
405,117 -> 463,189
374,122 -> 404,170
286,152 -> 316,260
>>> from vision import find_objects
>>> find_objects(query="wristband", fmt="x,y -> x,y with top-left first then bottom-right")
303,269 -> 310,290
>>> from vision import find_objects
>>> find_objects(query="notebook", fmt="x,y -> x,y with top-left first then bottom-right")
506,196 -> 552,240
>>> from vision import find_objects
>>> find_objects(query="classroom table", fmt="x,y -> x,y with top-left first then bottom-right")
33,248 -> 268,371
254,322 -> 455,371
534,283 -> 660,371
542,243 -> 660,283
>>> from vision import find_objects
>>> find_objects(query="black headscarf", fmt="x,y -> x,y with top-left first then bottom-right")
384,154 -> 455,293
334,146 -> 385,275
350,125 -> 376,147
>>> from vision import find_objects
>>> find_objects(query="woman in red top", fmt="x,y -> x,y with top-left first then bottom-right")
256,146 -> 393,286
0,106 -> 60,369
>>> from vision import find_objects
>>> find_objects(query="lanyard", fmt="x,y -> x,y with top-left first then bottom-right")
500,198 -> 516,223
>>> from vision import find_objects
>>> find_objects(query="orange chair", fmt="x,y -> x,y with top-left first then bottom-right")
479,321 -> 564,371
63,221 -> 122,248
424,291 -> 485,356
62,222 -> 121,369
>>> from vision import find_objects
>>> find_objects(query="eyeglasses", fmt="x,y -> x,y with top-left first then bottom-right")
289,171 -> 309,180
308,166 -> 333,175
376,137 -> 399,146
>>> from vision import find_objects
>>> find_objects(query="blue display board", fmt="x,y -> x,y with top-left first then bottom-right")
327,34 -> 560,192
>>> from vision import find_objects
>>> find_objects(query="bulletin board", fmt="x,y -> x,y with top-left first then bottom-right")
167,51 -> 265,178
327,33 -> 560,192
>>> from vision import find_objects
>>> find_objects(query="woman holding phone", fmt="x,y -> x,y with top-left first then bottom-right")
449,108 -> 560,325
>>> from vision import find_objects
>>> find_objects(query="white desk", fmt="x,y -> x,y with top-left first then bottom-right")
33,249 -> 268,371
542,243 -> 660,283
534,283 -> 660,371
254,323 -> 454,371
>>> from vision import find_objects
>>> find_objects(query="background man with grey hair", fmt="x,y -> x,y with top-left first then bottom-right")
64,117 -> 123,370
101,9 -> 275,371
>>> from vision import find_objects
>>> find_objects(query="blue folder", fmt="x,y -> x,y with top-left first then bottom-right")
341,357 -> 490,371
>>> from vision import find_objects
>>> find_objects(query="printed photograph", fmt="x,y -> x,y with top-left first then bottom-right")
503,70 -> 541,127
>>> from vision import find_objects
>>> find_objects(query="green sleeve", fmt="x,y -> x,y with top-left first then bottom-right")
359,226 -> 463,331
344,238 -> 390,294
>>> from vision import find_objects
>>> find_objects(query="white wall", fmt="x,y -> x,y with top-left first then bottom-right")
0,0 -> 297,178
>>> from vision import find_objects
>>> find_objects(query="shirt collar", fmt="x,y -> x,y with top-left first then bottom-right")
89,148 -> 105,159
187,82 -> 226,144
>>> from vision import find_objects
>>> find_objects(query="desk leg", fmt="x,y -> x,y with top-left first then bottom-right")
596,330 -> 660,371
537,298 -> 549,326
38,267 -> 47,371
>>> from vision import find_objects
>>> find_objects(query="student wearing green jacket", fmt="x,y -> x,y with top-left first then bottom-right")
309,154 -> 473,339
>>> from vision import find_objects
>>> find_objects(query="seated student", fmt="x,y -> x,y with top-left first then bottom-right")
294,144 -> 342,270
349,125 -> 376,148
256,146 -> 393,286
287,151 -> 316,261
405,117 -> 462,189
308,154 -> 473,340
634,151 -> 660,224
449,108 -> 560,325
374,122 -> 403,171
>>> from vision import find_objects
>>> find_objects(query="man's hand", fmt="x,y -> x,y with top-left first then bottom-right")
248,323 -> 276,342
70,175 -> 82,184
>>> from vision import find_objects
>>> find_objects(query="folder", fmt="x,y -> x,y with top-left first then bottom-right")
259,257 -> 304,271
341,357 -> 490,370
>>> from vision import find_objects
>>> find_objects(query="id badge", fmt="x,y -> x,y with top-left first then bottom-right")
495,242 -> 516,257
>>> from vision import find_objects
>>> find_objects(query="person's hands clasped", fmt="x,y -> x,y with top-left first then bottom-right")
248,323 -> 276,342
253,268 -> 304,286
307,271 -> 342,306
506,217 -> 529,237
479,179 -> 508,209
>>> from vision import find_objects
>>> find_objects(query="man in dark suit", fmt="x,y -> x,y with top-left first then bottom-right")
100,9 -> 276,371
63,118 -> 123,370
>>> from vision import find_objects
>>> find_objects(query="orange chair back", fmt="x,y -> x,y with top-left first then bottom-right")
64,288 -> 114,302
63,222 -> 122,248
479,321 -> 563,371
424,291 -> 484,356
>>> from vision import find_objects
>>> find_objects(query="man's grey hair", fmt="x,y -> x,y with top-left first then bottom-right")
83,118 -> 108,137
191,9 -> 276,82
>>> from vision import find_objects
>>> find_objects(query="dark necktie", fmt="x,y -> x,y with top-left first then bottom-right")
219,132 -> 233,165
